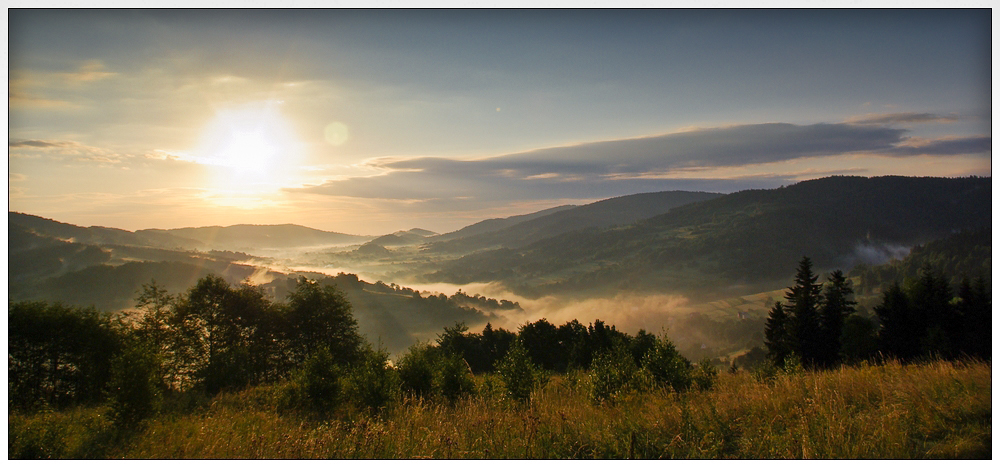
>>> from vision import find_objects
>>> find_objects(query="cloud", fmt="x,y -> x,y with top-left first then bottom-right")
883,136 -> 991,157
9,139 -> 77,148
9,139 -> 128,164
846,112 -> 961,125
296,121 -> 979,203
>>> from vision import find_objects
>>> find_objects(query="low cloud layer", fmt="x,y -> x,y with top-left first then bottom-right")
294,122 -> 990,203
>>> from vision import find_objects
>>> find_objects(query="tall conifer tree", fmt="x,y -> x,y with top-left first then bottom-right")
785,257 -> 823,368
764,301 -> 791,366
818,270 -> 855,368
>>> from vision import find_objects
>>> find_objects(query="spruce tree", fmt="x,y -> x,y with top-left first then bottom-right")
818,270 -> 855,368
785,257 -> 823,368
874,282 -> 916,360
764,301 -> 791,367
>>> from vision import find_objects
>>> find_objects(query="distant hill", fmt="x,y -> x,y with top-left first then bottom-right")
139,224 -> 373,251
366,228 -> 438,247
9,212 -> 201,250
423,176 -> 991,299
430,204 -> 578,242
425,190 -> 722,253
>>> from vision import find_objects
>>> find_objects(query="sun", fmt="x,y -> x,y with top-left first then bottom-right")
194,101 -> 304,194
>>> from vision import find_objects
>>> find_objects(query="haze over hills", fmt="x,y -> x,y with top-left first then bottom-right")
7,175 -> 992,357
139,224 -> 374,252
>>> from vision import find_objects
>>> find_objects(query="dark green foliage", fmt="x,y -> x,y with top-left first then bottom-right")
8,302 -> 120,409
817,270 -> 856,368
853,227 -> 990,296
437,353 -> 476,404
344,346 -> 399,414
692,358 -> 718,391
873,267 -> 990,362
640,332 -> 692,392
840,314 -> 878,363
957,276 -> 991,360
497,339 -> 537,403
590,343 -> 639,402
875,283 -> 918,360
299,346 -> 341,416
107,342 -> 161,427
785,257 -> 823,368
284,278 -> 364,368
518,318 -> 562,371
396,342 -> 440,399
764,302 -> 791,367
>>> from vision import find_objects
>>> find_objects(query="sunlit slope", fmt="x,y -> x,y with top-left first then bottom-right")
424,176 -> 991,298
139,224 -> 374,251
425,190 -> 722,253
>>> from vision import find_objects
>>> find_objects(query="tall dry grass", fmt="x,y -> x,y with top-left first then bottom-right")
8,359 -> 991,459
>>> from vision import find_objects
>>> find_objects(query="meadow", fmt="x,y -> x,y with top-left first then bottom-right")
9,358 -> 991,459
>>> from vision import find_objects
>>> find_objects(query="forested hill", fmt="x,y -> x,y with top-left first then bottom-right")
138,224 -> 373,251
425,190 -> 722,253
423,176 -> 991,298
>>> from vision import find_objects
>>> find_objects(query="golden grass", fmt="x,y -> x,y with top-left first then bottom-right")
9,359 -> 991,459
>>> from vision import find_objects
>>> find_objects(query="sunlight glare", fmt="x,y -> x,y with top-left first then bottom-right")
194,102 -> 305,198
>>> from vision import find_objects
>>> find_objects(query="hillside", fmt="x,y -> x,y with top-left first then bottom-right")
430,204 -> 577,242
9,212 -> 201,250
423,176 -> 991,298
139,224 -> 373,251
424,190 -> 722,254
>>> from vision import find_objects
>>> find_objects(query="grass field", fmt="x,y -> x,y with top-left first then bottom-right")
9,359 -> 991,459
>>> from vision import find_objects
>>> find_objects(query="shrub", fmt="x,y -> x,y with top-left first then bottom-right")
344,346 -> 399,414
107,342 -> 161,428
641,332 -> 693,392
692,358 -> 718,391
396,342 -> 439,400
497,339 -> 536,403
297,346 -> 341,416
589,343 -> 638,403
437,353 -> 476,404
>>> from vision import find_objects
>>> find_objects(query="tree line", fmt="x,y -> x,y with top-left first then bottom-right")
9,273 -> 715,426
764,257 -> 990,370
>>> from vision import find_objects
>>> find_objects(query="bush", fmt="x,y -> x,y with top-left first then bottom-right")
396,342 -> 439,400
437,353 -> 476,404
589,343 -> 638,403
107,342 -> 161,428
344,346 -> 399,414
692,358 -> 718,391
497,339 -> 536,403
297,346 -> 342,416
641,333 -> 693,392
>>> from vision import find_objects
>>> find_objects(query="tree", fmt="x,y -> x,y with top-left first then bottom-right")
8,302 -> 120,409
875,282 -> 917,360
764,302 -> 792,367
284,278 -> 364,368
785,257 -> 823,368
640,332 -> 692,392
907,266 -> 955,358
817,270 -> 856,368
519,318 -> 561,371
497,339 -> 536,403
957,276 -> 991,360
396,342 -> 439,400
107,341 -> 161,427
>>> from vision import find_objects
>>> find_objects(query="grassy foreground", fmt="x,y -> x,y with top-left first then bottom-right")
9,359 -> 991,459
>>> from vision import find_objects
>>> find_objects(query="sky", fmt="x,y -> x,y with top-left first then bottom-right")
7,9 -> 992,235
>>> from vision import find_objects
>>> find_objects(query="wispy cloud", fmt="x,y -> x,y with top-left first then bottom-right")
294,121 -> 990,204
9,139 -> 128,164
845,112 -> 962,125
